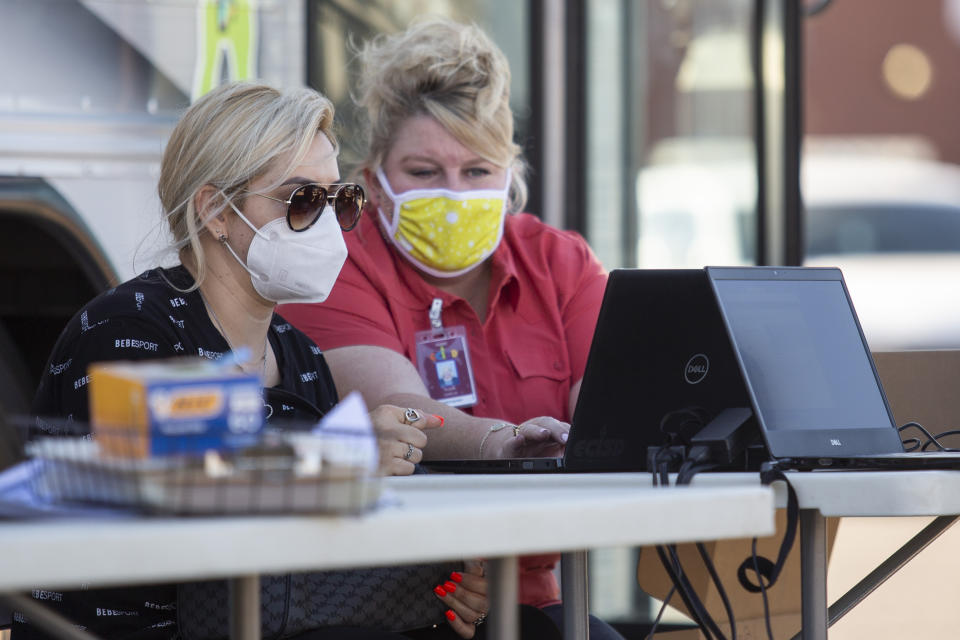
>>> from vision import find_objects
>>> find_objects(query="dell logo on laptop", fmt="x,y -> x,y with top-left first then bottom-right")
684,354 -> 709,385
830,439 -> 842,446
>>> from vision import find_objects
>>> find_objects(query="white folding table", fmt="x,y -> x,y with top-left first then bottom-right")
0,473 -> 774,640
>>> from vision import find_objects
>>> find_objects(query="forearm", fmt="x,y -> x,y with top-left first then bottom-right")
323,346 -> 516,459
379,391 -> 515,459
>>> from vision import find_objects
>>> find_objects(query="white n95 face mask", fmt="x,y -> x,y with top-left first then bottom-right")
223,201 -> 348,304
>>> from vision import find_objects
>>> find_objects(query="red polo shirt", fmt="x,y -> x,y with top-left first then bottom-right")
281,211 -> 607,607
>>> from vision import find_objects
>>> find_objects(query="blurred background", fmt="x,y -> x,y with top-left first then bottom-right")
2,0 -> 959,637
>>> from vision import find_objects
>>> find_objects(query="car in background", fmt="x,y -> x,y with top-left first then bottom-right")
803,154 -> 960,350
636,139 -> 960,350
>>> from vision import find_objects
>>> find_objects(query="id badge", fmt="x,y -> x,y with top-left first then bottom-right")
414,325 -> 478,408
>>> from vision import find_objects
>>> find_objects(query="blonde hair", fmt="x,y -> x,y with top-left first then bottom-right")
354,17 -> 528,212
158,82 -> 337,285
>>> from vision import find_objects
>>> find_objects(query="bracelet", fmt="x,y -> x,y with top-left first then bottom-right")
478,422 -> 520,458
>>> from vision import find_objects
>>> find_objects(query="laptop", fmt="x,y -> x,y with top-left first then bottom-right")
421,269 -> 753,473
706,265 -> 960,470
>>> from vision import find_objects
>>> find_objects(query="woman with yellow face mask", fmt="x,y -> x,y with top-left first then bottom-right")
280,17 -> 623,640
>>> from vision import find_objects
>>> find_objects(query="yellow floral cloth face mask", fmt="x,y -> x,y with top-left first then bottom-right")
376,167 -> 511,278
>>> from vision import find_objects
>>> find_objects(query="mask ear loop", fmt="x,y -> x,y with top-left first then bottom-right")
218,197 -> 271,286
374,166 -> 402,237
222,192 -> 271,240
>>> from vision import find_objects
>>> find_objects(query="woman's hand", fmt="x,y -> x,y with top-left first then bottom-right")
434,560 -> 488,638
368,405 -> 444,475
496,416 -> 569,459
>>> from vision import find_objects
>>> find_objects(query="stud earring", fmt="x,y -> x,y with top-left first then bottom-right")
217,231 -> 227,243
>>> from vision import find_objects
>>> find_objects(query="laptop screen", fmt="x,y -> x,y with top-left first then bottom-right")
709,269 -> 893,431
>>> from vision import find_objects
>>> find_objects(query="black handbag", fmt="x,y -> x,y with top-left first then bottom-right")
177,562 -> 464,640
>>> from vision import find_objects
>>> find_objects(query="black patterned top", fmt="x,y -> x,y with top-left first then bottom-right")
16,265 -> 338,640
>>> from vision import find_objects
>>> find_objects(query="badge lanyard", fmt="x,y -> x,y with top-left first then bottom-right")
414,298 -> 478,407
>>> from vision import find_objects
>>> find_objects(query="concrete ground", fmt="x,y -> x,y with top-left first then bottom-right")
828,516 -> 960,639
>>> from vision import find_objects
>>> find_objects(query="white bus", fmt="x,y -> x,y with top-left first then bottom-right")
0,0 -> 306,414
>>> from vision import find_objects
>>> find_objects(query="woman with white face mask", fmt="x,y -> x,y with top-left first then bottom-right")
280,18 -> 623,640
26,82 -> 480,640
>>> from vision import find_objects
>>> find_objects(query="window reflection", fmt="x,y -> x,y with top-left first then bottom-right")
587,0 -> 758,270
803,0 -> 960,349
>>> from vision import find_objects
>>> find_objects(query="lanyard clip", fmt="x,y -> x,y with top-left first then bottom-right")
429,298 -> 443,329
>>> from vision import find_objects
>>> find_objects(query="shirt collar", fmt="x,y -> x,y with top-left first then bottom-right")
385,221 -> 521,314
487,239 -> 521,312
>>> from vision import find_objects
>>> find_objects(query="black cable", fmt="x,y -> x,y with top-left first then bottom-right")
644,584 -> 676,640
655,544 -> 718,640
677,460 -> 737,640
899,421 -> 960,452
897,421 -> 924,435
735,464 -> 799,640
651,540 -> 715,639
751,538 -> 775,640
933,429 -> 960,440
737,467 -> 798,592
901,437 -> 921,452
651,455 -> 735,640
650,449 -> 724,639
677,461 -> 718,486
697,542 -> 737,640
653,450 -> 671,487
668,544 -> 728,640
923,429 -> 960,452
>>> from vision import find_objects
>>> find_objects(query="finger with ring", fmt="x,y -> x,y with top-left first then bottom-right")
403,442 -> 416,461
403,408 -> 422,425
474,612 -> 487,627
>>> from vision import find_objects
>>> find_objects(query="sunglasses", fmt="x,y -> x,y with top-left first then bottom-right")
244,183 -> 365,232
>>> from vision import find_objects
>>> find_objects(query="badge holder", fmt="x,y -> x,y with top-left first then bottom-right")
414,298 -> 478,408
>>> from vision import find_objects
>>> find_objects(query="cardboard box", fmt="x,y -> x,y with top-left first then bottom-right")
872,349 -> 960,445
638,511 -> 840,639
89,358 -> 263,457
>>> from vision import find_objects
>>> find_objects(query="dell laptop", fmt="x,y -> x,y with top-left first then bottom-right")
422,269 -> 752,473
706,265 -> 960,470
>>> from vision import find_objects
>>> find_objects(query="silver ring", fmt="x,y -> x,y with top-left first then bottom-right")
403,442 -> 415,461
403,408 -> 422,424
474,612 -> 487,627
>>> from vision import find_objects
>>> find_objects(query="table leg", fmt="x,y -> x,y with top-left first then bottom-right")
825,514 -> 958,628
561,550 -> 590,640
800,509 -> 827,640
229,575 -> 260,640
488,556 -> 519,640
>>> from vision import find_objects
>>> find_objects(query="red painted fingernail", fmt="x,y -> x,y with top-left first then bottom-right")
445,609 -> 456,621
450,571 -> 463,583
444,581 -> 456,592
433,414 -> 445,426
434,585 -> 447,597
